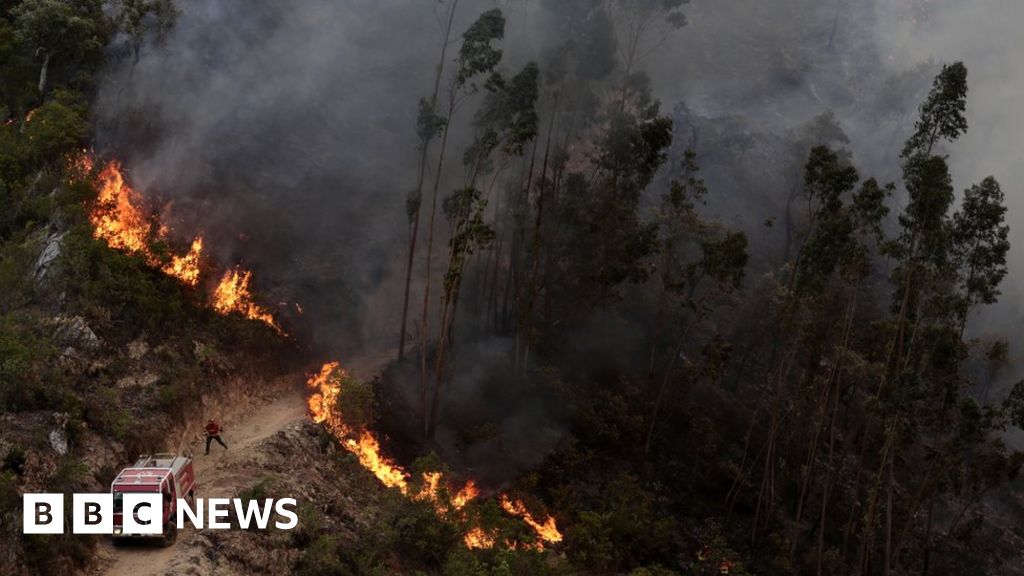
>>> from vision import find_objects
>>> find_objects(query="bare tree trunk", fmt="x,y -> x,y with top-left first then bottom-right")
399,0 -> 459,362
643,328 -> 689,456
519,93 -> 559,374
419,92 -> 456,435
37,51 -> 50,95
792,292 -> 856,566
884,440 -> 895,576
816,339 -> 846,576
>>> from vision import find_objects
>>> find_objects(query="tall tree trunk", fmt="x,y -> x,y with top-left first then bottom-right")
792,291 -> 856,567
399,0 -> 459,362
643,327 -> 689,456
419,93 -> 456,435
518,93 -> 559,374
37,51 -> 50,96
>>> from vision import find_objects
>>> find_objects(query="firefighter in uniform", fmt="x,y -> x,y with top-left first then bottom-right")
205,419 -> 228,455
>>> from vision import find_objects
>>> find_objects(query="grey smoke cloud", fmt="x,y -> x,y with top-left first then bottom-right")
94,0 -> 1024,422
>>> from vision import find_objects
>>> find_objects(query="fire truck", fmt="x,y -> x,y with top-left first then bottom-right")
111,453 -> 196,546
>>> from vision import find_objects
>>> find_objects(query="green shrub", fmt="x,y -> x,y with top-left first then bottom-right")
0,313 -> 63,412
295,535 -> 349,576
21,90 -> 89,162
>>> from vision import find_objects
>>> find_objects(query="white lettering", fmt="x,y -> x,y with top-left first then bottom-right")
176,497 -> 203,529
274,498 -> 298,530
233,499 -> 274,529
207,498 -> 231,529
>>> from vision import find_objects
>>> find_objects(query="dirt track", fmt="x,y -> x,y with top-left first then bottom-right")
96,351 -> 392,576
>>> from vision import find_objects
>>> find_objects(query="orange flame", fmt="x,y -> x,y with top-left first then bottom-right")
212,269 -> 282,332
307,362 -> 426,495
163,237 -> 204,286
67,149 -> 94,178
345,431 -> 409,490
306,362 -> 563,551
452,480 -> 479,510
85,156 -> 283,331
500,495 -> 563,545
463,526 -> 497,549
90,161 -> 156,257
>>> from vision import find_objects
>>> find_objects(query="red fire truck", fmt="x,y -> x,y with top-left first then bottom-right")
111,453 -> 196,546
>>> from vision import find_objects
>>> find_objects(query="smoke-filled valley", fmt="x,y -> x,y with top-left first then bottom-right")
4,0 -> 1024,574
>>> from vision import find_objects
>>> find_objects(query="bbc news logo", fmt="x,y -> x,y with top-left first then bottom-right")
23,494 -> 298,534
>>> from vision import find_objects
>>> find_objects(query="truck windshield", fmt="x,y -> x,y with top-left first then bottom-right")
113,492 -> 123,513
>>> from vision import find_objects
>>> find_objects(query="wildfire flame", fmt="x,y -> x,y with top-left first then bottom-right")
500,494 -> 563,545
68,149 -> 94,177
163,237 -> 204,286
91,161 -> 155,256
212,269 -> 282,332
307,362 -> 425,494
85,156 -> 283,331
463,526 -> 498,549
305,362 -> 562,550
452,480 -> 479,510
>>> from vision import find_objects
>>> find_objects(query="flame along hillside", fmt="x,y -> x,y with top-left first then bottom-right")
85,153 -> 563,551
306,362 -> 564,550
85,154 -> 282,332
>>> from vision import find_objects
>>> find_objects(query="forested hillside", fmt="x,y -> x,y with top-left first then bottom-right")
3,1 -> 1024,575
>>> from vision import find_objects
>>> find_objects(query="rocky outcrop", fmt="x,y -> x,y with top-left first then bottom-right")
32,230 -> 65,282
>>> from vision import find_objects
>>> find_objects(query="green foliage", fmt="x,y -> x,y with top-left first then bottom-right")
296,534 -> 348,576
21,89 -> 89,160
797,146 -> 860,289
699,231 -> 748,292
334,369 -> 374,431
901,62 -> 968,160
12,0 -> 108,94
82,386 -> 132,440
564,473 -> 677,572
443,546 -> 562,576
58,226 -> 191,338
952,176 -> 1010,309
469,61 -> 540,163
417,96 -> 448,142
0,313 -> 64,412
456,9 -> 505,91
114,0 -> 179,61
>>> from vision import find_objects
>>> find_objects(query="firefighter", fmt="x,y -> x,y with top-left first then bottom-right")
204,419 -> 228,455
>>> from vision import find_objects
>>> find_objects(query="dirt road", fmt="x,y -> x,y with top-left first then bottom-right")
96,351 -> 392,576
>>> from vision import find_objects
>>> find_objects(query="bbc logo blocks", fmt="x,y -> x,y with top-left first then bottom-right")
23,493 -> 162,535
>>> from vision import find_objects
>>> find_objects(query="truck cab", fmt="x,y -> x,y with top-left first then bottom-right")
111,453 -> 196,546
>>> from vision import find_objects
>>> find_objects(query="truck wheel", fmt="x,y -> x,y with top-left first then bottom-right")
161,523 -> 177,547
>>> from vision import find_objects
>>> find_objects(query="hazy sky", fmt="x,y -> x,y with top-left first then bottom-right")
95,0 -> 1024,348
877,0 -> 1024,337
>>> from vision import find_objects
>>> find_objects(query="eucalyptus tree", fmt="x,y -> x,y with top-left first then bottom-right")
951,177 -> 1009,335
606,0 -> 689,82
857,63 -> 967,575
417,8 -> 506,434
533,74 -> 670,351
398,0 -> 461,362
643,154 -> 747,456
113,0 -> 178,64
426,62 -> 539,438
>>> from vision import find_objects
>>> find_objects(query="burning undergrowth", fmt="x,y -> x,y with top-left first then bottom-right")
81,152 -> 284,333
305,362 -> 563,551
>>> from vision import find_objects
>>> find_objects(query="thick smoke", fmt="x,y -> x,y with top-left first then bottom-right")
94,0 -> 1024,466
94,0 -> 492,354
